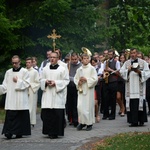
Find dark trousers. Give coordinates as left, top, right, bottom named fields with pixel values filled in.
left=66, top=82, right=78, bottom=124
left=100, top=81, right=105, bottom=113
left=103, top=82, right=118, bottom=118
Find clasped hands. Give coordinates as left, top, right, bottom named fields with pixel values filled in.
left=46, top=80, right=55, bottom=87
left=78, top=77, right=87, bottom=86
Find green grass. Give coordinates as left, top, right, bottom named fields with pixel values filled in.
left=0, top=108, right=5, bottom=123
left=95, top=132, right=150, bottom=150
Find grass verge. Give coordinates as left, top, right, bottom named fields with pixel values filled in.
left=94, top=132, right=150, bottom=150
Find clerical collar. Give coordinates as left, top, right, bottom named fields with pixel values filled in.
left=131, top=58, right=138, bottom=64
left=13, top=66, right=22, bottom=72
left=50, top=64, right=59, bottom=69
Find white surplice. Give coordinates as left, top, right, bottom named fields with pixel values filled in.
left=40, top=65, right=69, bottom=109
left=0, top=68, right=30, bottom=110
left=74, top=63, right=98, bottom=125
left=120, top=58, right=150, bottom=111
left=46, top=60, right=69, bottom=102
left=27, top=67, right=40, bottom=124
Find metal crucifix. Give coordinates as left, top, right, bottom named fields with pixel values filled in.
left=47, top=29, right=61, bottom=51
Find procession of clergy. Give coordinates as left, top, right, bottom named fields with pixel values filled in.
left=0, top=48, right=150, bottom=139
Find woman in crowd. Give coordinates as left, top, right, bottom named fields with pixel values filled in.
left=116, top=54, right=126, bottom=117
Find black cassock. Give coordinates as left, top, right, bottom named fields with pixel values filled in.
left=2, top=110, right=31, bottom=136
left=41, top=109, right=64, bottom=136
left=127, top=99, right=147, bottom=124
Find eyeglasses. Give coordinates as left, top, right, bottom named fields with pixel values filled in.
left=12, top=62, right=20, bottom=65
left=50, top=57, right=58, bottom=59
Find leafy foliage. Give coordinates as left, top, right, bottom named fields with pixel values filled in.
left=1, top=0, right=106, bottom=60
left=107, top=0, right=150, bottom=54
left=0, top=1, right=22, bottom=62
left=0, top=0, right=150, bottom=74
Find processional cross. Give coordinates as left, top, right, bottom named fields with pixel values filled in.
left=47, top=29, right=61, bottom=51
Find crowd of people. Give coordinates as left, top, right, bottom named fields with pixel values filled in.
left=0, top=48, right=150, bottom=139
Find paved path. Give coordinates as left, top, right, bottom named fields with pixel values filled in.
left=0, top=106, right=150, bottom=150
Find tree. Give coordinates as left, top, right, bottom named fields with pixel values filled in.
left=107, top=0, right=150, bottom=55
left=1, top=0, right=106, bottom=59
left=0, top=0, right=22, bottom=66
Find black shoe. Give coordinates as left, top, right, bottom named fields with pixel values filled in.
left=109, top=117, right=115, bottom=120
left=49, top=135, right=58, bottom=139
left=16, top=135, right=22, bottom=138
left=129, top=123, right=138, bottom=127
left=86, top=125, right=92, bottom=131
left=5, top=133, right=12, bottom=139
left=102, top=116, right=108, bottom=120
left=77, top=124, right=86, bottom=130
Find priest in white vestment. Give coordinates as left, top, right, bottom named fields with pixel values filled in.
left=40, top=52, right=69, bottom=139
left=46, top=49, right=69, bottom=128
left=74, top=54, right=98, bottom=131
left=26, top=57, right=40, bottom=127
left=120, top=49, right=150, bottom=127
left=0, top=55, right=31, bottom=139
